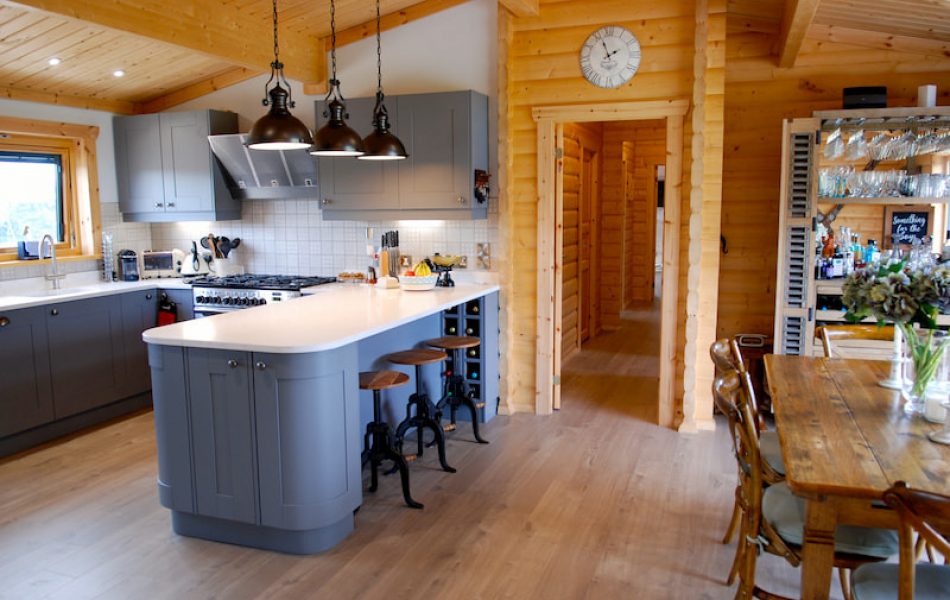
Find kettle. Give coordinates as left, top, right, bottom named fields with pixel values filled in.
left=117, top=249, right=140, bottom=281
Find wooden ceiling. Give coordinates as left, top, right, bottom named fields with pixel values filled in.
left=728, top=0, right=950, bottom=67
left=0, top=0, right=942, bottom=115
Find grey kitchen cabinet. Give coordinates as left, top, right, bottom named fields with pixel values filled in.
left=115, top=109, right=240, bottom=222
left=314, top=96, right=399, bottom=211
left=318, top=90, right=489, bottom=220
left=0, top=307, right=54, bottom=437
left=186, top=349, right=259, bottom=524
left=118, top=290, right=159, bottom=399
left=46, top=295, right=124, bottom=419
left=395, top=91, right=488, bottom=216
left=159, top=288, right=195, bottom=321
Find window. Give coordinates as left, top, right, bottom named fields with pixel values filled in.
left=0, top=118, right=102, bottom=265
left=0, top=150, right=66, bottom=248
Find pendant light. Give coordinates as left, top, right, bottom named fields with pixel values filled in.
left=310, top=0, right=364, bottom=157
left=247, top=0, right=313, bottom=151
left=358, top=0, right=407, bottom=161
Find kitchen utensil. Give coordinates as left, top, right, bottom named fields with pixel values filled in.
left=230, top=238, right=241, bottom=250
left=217, top=238, right=231, bottom=258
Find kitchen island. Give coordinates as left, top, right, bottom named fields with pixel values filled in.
left=143, top=283, right=500, bottom=554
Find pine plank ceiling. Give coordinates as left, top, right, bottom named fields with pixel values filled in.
left=0, top=0, right=943, bottom=115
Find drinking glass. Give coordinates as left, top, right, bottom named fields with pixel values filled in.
left=823, top=126, right=844, bottom=160
left=845, top=131, right=868, bottom=160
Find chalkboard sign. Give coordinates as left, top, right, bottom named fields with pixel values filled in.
left=885, top=206, right=934, bottom=247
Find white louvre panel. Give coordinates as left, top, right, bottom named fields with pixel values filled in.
left=787, top=132, right=814, bottom=219
left=784, top=226, right=809, bottom=308
left=781, top=315, right=806, bottom=355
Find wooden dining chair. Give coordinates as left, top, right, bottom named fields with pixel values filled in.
left=851, top=482, right=950, bottom=600
left=713, top=372, right=900, bottom=600
left=710, top=339, right=784, bottom=554
left=816, top=325, right=895, bottom=358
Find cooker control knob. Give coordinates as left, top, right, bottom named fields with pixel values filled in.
left=224, top=297, right=232, bottom=305
left=260, top=298, right=267, bottom=305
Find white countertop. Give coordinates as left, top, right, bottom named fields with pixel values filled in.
left=0, top=277, right=192, bottom=311
left=143, top=283, right=499, bottom=354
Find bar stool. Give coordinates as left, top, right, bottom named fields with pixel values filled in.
left=425, top=336, right=489, bottom=444
left=384, top=349, right=457, bottom=474
left=359, top=370, right=423, bottom=509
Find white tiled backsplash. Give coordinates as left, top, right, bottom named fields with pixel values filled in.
left=3, top=200, right=498, bottom=281
left=152, top=199, right=499, bottom=276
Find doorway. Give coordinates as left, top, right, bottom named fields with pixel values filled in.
left=533, top=100, right=687, bottom=424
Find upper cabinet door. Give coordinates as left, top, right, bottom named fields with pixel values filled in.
left=160, top=111, right=214, bottom=214
left=396, top=91, right=472, bottom=211
left=315, top=96, right=399, bottom=210
left=114, top=114, right=165, bottom=215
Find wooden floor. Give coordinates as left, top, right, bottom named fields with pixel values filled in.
left=0, top=310, right=841, bottom=599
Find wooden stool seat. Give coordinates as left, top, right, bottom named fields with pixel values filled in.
left=425, top=336, right=480, bottom=350
left=384, top=348, right=448, bottom=366
left=359, top=370, right=410, bottom=391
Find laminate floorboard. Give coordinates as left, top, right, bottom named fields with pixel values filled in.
left=0, top=309, right=843, bottom=599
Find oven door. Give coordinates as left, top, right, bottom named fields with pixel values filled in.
left=193, top=307, right=238, bottom=319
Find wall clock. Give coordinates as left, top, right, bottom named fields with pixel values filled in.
left=579, top=25, right=641, bottom=89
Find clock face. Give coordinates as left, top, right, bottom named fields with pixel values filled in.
left=579, top=26, right=641, bottom=89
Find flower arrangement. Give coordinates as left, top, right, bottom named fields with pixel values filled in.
left=842, top=260, right=950, bottom=401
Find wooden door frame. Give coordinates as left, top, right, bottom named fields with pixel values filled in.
left=533, top=99, right=688, bottom=425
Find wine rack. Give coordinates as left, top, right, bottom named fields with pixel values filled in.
left=441, top=292, right=500, bottom=423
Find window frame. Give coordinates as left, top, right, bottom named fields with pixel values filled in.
left=0, top=117, right=101, bottom=266
left=0, top=136, right=75, bottom=259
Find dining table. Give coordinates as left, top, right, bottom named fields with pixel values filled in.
left=764, top=354, right=950, bottom=600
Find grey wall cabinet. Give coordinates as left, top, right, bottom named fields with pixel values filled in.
left=187, top=349, right=259, bottom=524
left=46, top=295, right=124, bottom=419
left=314, top=97, right=399, bottom=211
left=0, top=307, right=54, bottom=437
left=317, top=90, right=489, bottom=220
left=115, top=110, right=240, bottom=222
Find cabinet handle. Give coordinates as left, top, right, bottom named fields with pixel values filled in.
left=50, top=308, right=59, bottom=316
left=166, top=202, right=175, bottom=208
left=155, top=203, right=164, bottom=208
left=145, top=293, right=152, bottom=300
left=227, top=359, right=239, bottom=368
left=255, top=361, right=267, bottom=370
left=457, top=195, right=467, bottom=205
left=0, top=316, right=9, bottom=327
left=321, top=198, right=333, bottom=206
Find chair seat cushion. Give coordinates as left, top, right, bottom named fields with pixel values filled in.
left=760, top=430, right=786, bottom=475
left=852, top=562, right=950, bottom=600
left=762, top=483, right=898, bottom=559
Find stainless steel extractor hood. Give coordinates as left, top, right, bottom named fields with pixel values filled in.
left=208, top=133, right=319, bottom=200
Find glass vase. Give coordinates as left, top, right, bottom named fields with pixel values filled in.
left=900, top=324, right=950, bottom=416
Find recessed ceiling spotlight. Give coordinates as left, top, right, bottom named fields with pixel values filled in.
left=47, top=57, right=61, bottom=66
left=112, top=69, right=125, bottom=78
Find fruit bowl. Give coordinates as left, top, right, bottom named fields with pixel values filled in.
left=430, top=254, right=460, bottom=268
left=399, top=274, right=438, bottom=291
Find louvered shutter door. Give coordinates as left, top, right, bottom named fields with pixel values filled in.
left=773, top=120, right=818, bottom=355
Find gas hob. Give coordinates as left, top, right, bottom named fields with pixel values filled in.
left=190, top=274, right=336, bottom=316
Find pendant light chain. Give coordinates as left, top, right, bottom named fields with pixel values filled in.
left=272, top=0, right=280, bottom=66
left=375, top=0, right=382, bottom=95
left=329, top=0, right=338, bottom=85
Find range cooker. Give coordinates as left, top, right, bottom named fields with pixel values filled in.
left=190, top=274, right=337, bottom=317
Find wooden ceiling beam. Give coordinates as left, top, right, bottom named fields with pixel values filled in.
left=1, top=0, right=324, bottom=83
left=498, top=0, right=539, bottom=17
left=0, top=84, right=136, bottom=114
left=776, top=0, right=821, bottom=68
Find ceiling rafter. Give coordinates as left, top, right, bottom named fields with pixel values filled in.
left=776, top=0, right=821, bottom=67
left=1, top=0, right=325, bottom=83
left=498, top=0, right=539, bottom=18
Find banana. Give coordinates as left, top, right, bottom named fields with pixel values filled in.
left=412, top=261, right=431, bottom=277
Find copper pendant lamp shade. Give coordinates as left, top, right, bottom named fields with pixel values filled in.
left=310, top=0, right=364, bottom=157
left=358, top=0, right=407, bottom=161
left=247, top=0, right=312, bottom=151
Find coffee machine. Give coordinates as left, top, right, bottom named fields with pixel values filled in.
left=117, top=249, right=140, bottom=281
